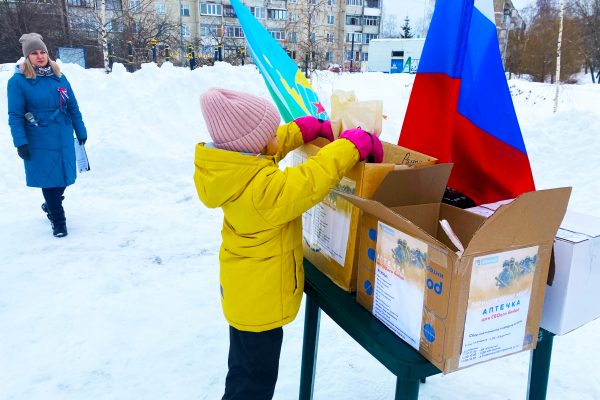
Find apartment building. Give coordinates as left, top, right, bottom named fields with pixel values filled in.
left=18, top=0, right=380, bottom=69
left=493, top=0, right=525, bottom=67
left=164, top=0, right=381, bottom=69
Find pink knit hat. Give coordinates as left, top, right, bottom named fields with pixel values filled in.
left=200, top=87, right=281, bottom=153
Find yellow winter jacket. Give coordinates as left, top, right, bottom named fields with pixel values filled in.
left=194, top=121, right=359, bottom=332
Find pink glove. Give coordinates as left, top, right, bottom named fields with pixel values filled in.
left=339, top=128, right=384, bottom=163
left=294, top=116, right=334, bottom=143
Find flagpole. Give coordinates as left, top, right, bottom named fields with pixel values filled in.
left=553, top=0, right=564, bottom=113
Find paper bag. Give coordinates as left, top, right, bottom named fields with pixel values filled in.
left=330, top=90, right=383, bottom=137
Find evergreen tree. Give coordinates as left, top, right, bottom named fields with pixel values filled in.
left=401, top=16, right=414, bottom=38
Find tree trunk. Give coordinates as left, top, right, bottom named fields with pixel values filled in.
left=553, top=0, right=564, bottom=113
left=100, top=0, right=110, bottom=73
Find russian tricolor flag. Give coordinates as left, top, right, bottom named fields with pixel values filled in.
left=399, top=0, right=535, bottom=205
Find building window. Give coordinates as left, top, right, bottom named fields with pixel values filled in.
left=364, top=0, right=380, bottom=8
left=250, top=6, right=266, bottom=19
left=106, top=0, right=121, bottom=10
left=346, top=15, right=361, bottom=25
left=129, top=0, right=140, bottom=11
left=268, top=29, right=285, bottom=41
left=132, top=21, right=141, bottom=33
left=286, top=50, right=297, bottom=59
left=361, top=52, right=368, bottom=61
left=363, top=16, right=380, bottom=26
left=200, top=3, right=222, bottom=16
left=326, top=33, right=334, bottom=43
left=326, top=51, right=333, bottom=61
left=268, top=9, right=287, bottom=20
left=289, top=12, right=297, bottom=22
left=364, top=33, right=378, bottom=43
left=288, top=31, right=297, bottom=43
left=67, top=0, right=88, bottom=7
left=70, top=15, right=99, bottom=30
left=327, top=15, right=334, bottom=25
left=310, top=33, right=315, bottom=42
left=200, top=23, right=219, bottom=37
left=328, top=0, right=335, bottom=5
left=107, top=20, right=123, bottom=32
left=310, top=14, right=316, bottom=24
left=155, top=2, right=165, bottom=14
left=223, top=5, right=235, bottom=17
left=346, top=32, right=362, bottom=43
left=225, top=25, right=244, bottom=38
left=346, top=0, right=362, bottom=5
left=289, top=0, right=297, bottom=3
left=180, top=3, right=190, bottom=16
left=181, top=24, right=191, bottom=37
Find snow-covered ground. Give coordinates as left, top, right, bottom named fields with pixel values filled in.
left=1, top=61, right=599, bottom=400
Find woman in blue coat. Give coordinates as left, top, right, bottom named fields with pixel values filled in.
left=7, top=33, right=88, bottom=237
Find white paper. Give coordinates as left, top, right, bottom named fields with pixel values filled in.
left=292, top=151, right=355, bottom=265
left=372, top=222, right=428, bottom=350
left=74, top=139, right=90, bottom=173
left=439, top=219, right=465, bottom=255
left=459, top=246, right=538, bottom=368
left=301, top=176, right=355, bottom=265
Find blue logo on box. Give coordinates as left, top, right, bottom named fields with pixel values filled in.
left=423, top=323, right=435, bottom=342
left=368, top=228, right=377, bottom=241
left=363, top=279, right=373, bottom=296
left=367, top=248, right=376, bottom=262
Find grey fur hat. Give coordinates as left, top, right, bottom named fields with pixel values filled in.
left=19, top=33, right=48, bottom=57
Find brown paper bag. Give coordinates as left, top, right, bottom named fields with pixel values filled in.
left=330, top=89, right=383, bottom=137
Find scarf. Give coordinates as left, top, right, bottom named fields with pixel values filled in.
left=35, top=65, right=54, bottom=76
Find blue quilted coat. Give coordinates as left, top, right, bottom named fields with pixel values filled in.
left=7, top=66, right=87, bottom=188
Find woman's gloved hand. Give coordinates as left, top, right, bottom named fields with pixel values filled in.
left=338, top=128, right=384, bottom=163
left=17, top=144, right=31, bottom=160
left=294, top=116, right=334, bottom=143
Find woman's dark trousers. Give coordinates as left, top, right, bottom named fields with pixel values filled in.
left=42, top=187, right=67, bottom=236
left=222, top=326, right=284, bottom=400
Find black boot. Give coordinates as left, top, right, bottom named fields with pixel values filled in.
left=42, top=188, right=68, bottom=238
left=50, top=207, right=68, bottom=238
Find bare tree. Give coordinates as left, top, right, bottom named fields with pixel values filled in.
left=510, top=0, right=583, bottom=82
left=118, top=0, right=180, bottom=66
left=285, top=0, right=337, bottom=74
left=570, top=0, right=600, bottom=83
left=0, top=0, right=69, bottom=62
left=68, top=0, right=179, bottom=68
left=380, top=7, right=401, bottom=38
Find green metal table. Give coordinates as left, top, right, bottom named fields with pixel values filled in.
left=299, top=260, right=555, bottom=400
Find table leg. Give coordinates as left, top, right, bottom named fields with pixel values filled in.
left=395, top=377, right=420, bottom=400
left=527, top=333, right=554, bottom=400
left=299, top=295, right=321, bottom=400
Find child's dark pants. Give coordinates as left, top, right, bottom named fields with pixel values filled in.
left=222, top=325, right=284, bottom=400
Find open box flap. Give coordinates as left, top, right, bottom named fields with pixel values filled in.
left=463, top=187, right=572, bottom=256
left=372, top=163, right=453, bottom=207
left=336, top=192, right=450, bottom=250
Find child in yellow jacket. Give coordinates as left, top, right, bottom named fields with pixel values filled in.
left=194, top=87, right=383, bottom=400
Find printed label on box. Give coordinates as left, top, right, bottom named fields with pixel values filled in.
left=459, top=246, right=538, bottom=368
left=301, top=176, right=356, bottom=266
left=373, top=222, right=428, bottom=350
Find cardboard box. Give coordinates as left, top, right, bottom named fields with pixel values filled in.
left=469, top=205, right=600, bottom=335
left=291, top=138, right=438, bottom=291
left=540, top=210, right=600, bottom=335
left=348, top=185, right=571, bottom=373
